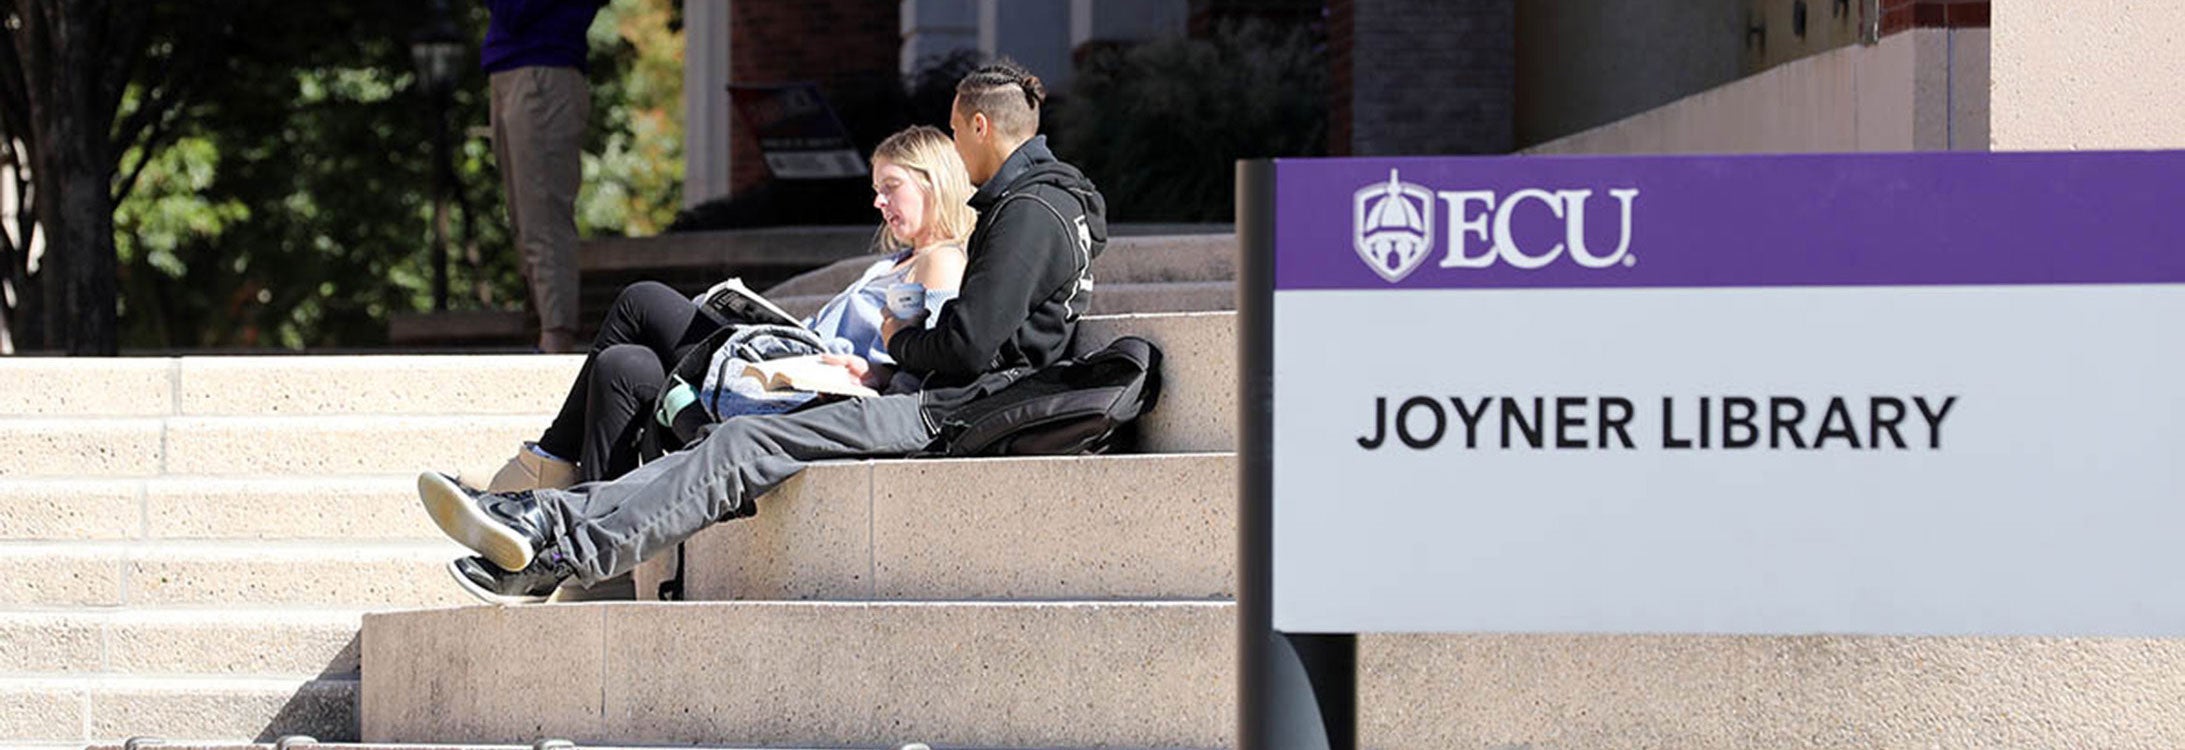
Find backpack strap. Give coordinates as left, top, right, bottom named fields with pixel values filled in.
left=994, top=189, right=1095, bottom=322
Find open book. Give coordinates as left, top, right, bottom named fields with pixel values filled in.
left=696, top=278, right=802, bottom=328
left=742, top=355, right=879, bottom=398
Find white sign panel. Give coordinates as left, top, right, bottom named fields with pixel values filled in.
left=1263, top=153, right=2185, bottom=636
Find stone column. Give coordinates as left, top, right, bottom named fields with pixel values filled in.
left=682, top=0, right=733, bottom=207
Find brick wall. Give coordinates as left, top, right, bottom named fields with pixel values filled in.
left=1187, top=0, right=1323, bottom=38
left=727, top=0, right=900, bottom=195
left=1327, top=0, right=1352, bottom=155
left=1877, top=0, right=1989, bottom=37
left=1331, top=0, right=1515, bottom=156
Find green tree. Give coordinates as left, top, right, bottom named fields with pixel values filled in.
left=579, top=0, right=684, bottom=237
left=97, top=0, right=683, bottom=350
left=1, top=0, right=243, bottom=354
left=107, top=1, right=508, bottom=349
left=1056, top=20, right=1327, bottom=223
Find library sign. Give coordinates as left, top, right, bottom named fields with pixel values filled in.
left=1237, top=151, right=2185, bottom=643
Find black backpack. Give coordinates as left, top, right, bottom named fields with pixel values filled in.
left=931, top=336, right=1164, bottom=456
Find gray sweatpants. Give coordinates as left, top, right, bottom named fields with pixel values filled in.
left=533, top=393, right=937, bottom=585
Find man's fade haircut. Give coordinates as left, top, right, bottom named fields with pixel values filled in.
left=955, top=59, right=1045, bottom=139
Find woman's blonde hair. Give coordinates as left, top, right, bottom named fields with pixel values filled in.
left=872, top=125, right=976, bottom=251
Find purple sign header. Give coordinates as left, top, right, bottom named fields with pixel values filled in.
left=1273, top=151, right=2185, bottom=290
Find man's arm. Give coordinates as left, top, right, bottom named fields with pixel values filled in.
left=886, top=204, right=1068, bottom=377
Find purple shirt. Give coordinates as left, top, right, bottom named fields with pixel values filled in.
left=481, top=0, right=603, bottom=74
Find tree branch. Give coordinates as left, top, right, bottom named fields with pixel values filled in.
left=0, top=11, right=32, bottom=136
left=109, top=99, right=180, bottom=205
left=15, top=1, right=57, bottom=111
left=105, top=2, right=234, bottom=203
left=97, top=1, right=152, bottom=120
left=0, top=141, right=31, bottom=348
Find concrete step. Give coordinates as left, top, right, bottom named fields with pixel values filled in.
left=359, top=602, right=2185, bottom=750
left=168, top=358, right=575, bottom=418
left=634, top=453, right=1234, bottom=602
left=0, top=419, right=165, bottom=479
left=1356, top=632, right=2185, bottom=749
left=759, top=233, right=1238, bottom=301
left=0, top=359, right=174, bottom=418
left=360, top=602, right=1233, bottom=749
left=0, top=357, right=581, bottom=419
left=1091, top=233, right=1237, bottom=286
left=0, top=609, right=361, bottom=677
left=0, top=312, right=1232, bottom=477
left=1083, top=280, right=1234, bottom=315
left=0, top=417, right=543, bottom=479
left=1073, top=312, right=1232, bottom=454
left=0, top=541, right=472, bottom=609
left=0, top=477, right=444, bottom=542
left=77, top=746, right=932, bottom=750
left=0, top=676, right=356, bottom=744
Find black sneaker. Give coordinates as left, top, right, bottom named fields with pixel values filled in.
left=447, top=555, right=567, bottom=605
left=417, top=471, right=555, bottom=572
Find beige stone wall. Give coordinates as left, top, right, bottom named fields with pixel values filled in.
left=1362, top=633, right=2185, bottom=748
left=1991, top=0, right=2185, bottom=150
left=1515, top=0, right=1873, bottom=149
left=1527, top=28, right=1989, bottom=156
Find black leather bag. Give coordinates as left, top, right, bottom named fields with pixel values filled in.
left=931, top=336, right=1163, bottom=457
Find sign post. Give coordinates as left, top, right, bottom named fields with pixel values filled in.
left=1237, top=151, right=2185, bottom=749
left=1238, top=159, right=1354, bottom=750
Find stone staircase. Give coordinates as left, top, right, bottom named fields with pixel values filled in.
left=0, top=233, right=1242, bottom=750
left=358, top=311, right=1239, bottom=750
left=0, top=308, right=1235, bottom=750
left=17, top=228, right=2185, bottom=749
left=0, top=354, right=583, bottom=746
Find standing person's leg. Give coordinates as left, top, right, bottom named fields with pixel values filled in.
left=494, top=66, right=588, bottom=354
left=422, top=393, right=937, bottom=591
left=536, top=67, right=588, bottom=352
left=481, top=69, right=581, bottom=492
left=489, top=70, right=524, bottom=274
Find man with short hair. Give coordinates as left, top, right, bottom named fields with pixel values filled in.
left=419, top=60, right=1109, bottom=602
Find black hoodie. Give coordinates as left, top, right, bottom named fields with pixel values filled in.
left=888, top=136, right=1108, bottom=387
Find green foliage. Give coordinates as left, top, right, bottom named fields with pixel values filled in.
left=107, top=0, right=683, bottom=350
left=580, top=0, right=685, bottom=237
left=1055, top=21, right=1328, bottom=223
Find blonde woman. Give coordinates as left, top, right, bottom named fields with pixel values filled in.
left=481, top=125, right=975, bottom=490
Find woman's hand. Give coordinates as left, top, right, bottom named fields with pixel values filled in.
left=880, top=314, right=909, bottom=347
left=817, top=353, right=893, bottom=389
left=817, top=353, right=870, bottom=380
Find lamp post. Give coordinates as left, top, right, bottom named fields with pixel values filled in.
left=411, top=0, right=464, bottom=312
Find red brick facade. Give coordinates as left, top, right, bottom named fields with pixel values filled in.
left=726, top=0, right=900, bottom=195
left=1878, top=0, right=1991, bottom=38
left=1326, top=0, right=1352, bottom=156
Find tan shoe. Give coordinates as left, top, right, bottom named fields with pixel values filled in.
left=480, top=443, right=578, bottom=493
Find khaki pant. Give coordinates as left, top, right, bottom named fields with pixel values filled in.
left=490, top=66, right=588, bottom=346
